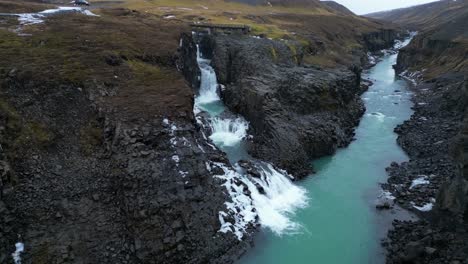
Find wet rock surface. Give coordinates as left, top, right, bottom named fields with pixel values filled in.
left=201, top=33, right=370, bottom=178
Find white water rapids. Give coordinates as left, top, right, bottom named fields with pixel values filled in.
left=194, top=45, right=308, bottom=237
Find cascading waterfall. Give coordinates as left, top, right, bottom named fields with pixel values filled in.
left=195, top=48, right=221, bottom=107
left=194, top=43, right=308, bottom=237
left=209, top=118, right=249, bottom=147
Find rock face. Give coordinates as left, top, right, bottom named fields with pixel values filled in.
left=0, top=59, right=250, bottom=264
left=0, top=14, right=250, bottom=264
left=198, top=33, right=365, bottom=177
left=384, top=33, right=468, bottom=264
left=436, top=80, right=468, bottom=223
left=363, top=29, right=401, bottom=52
left=384, top=75, right=468, bottom=264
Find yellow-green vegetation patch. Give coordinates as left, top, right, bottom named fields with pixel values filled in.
left=0, top=99, right=53, bottom=157
left=303, top=54, right=337, bottom=68
left=128, top=60, right=177, bottom=85
left=80, top=121, right=103, bottom=156
left=270, top=46, right=278, bottom=61
left=30, top=242, right=51, bottom=264
left=250, top=24, right=289, bottom=39
left=286, top=42, right=300, bottom=64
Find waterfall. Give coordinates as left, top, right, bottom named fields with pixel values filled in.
left=195, top=46, right=221, bottom=107
left=241, top=163, right=308, bottom=235
left=210, top=117, right=249, bottom=147
left=194, top=42, right=308, bottom=237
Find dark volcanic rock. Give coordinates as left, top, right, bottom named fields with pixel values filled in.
left=384, top=72, right=468, bottom=263
left=363, top=29, right=402, bottom=52
left=201, top=34, right=365, bottom=177
left=0, top=39, right=252, bottom=264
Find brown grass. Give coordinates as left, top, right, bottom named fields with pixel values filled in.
left=0, top=6, right=193, bottom=120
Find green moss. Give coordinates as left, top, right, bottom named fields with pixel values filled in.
left=13, top=122, right=53, bottom=150
left=31, top=242, right=51, bottom=264
left=128, top=60, right=178, bottom=85
left=0, top=99, right=53, bottom=157
left=250, top=24, right=289, bottom=40
left=270, top=46, right=278, bottom=62
left=79, top=121, right=103, bottom=156
left=0, top=100, right=21, bottom=131
left=287, top=43, right=299, bottom=65
left=303, top=54, right=337, bottom=68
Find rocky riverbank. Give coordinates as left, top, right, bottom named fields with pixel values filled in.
left=368, top=2, right=468, bottom=261
left=384, top=75, right=468, bottom=264
left=381, top=66, right=468, bottom=264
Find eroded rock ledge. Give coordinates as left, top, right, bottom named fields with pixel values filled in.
left=195, top=33, right=367, bottom=177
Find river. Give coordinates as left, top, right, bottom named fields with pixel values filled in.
left=195, top=36, right=415, bottom=264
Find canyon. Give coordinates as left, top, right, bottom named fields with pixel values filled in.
left=0, top=0, right=466, bottom=263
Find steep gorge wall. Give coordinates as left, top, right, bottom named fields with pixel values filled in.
left=0, top=17, right=250, bottom=264
left=196, top=33, right=366, bottom=178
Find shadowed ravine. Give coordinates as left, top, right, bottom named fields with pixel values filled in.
left=196, top=37, right=416, bottom=263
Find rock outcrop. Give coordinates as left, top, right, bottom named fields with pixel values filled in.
left=198, top=33, right=366, bottom=177
left=0, top=10, right=251, bottom=264
left=380, top=1, right=468, bottom=261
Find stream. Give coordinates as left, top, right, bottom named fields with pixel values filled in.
left=195, top=36, right=415, bottom=264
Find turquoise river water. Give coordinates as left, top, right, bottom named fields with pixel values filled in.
left=195, top=37, right=415, bottom=264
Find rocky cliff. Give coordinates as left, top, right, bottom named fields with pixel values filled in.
left=194, top=33, right=370, bottom=177
left=0, top=8, right=251, bottom=264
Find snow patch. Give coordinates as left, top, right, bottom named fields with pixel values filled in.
left=413, top=202, right=433, bottom=212
left=12, top=242, right=24, bottom=264
left=410, top=176, right=430, bottom=189
left=15, top=7, right=98, bottom=26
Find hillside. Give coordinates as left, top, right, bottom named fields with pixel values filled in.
left=367, top=0, right=468, bottom=78
left=366, top=0, right=468, bottom=30
left=110, top=0, right=402, bottom=68
left=320, top=1, right=354, bottom=16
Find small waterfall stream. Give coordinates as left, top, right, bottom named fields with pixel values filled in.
left=194, top=45, right=308, bottom=237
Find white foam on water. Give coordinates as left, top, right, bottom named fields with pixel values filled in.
left=366, top=112, right=386, bottom=122
left=379, top=190, right=396, bottom=200
left=410, top=176, right=430, bottom=189
left=209, top=117, right=248, bottom=147
left=195, top=45, right=222, bottom=107
left=195, top=43, right=308, bottom=239
left=243, top=163, right=308, bottom=235
left=12, top=242, right=24, bottom=264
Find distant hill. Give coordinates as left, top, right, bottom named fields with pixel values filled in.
left=320, top=1, right=354, bottom=16
left=378, top=0, right=468, bottom=78
left=228, top=0, right=355, bottom=16
left=366, top=0, right=468, bottom=30
left=227, top=0, right=323, bottom=8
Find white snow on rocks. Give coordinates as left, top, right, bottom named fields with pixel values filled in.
left=12, top=242, right=24, bottom=264
left=11, top=7, right=98, bottom=26
left=410, top=176, right=430, bottom=189
left=171, top=155, right=180, bottom=163
left=412, top=198, right=436, bottom=212
left=213, top=162, right=257, bottom=240
left=413, top=202, right=434, bottom=212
